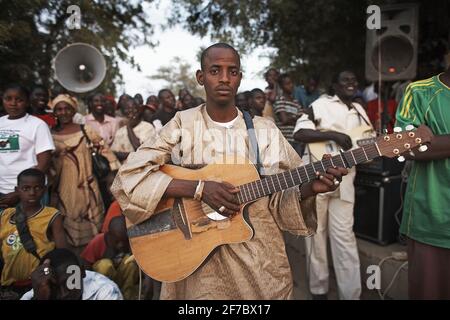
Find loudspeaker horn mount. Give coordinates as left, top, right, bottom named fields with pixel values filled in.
left=53, top=43, right=106, bottom=93
left=365, top=3, right=419, bottom=82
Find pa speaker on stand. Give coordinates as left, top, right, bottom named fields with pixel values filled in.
left=365, top=3, right=419, bottom=82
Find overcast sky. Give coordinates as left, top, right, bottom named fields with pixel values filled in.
left=118, top=0, right=272, bottom=98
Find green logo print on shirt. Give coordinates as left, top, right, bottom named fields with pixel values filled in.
left=0, top=132, right=20, bottom=152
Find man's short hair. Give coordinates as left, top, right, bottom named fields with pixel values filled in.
left=41, top=248, right=82, bottom=271
left=3, top=84, right=30, bottom=100
left=109, top=215, right=126, bottom=232
left=86, top=92, right=104, bottom=110
left=277, top=73, right=291, bottom=87
left=17, top=168, right=46, bottom=186
left=158, top=89, right=173, bottom=100
left=332, top=70, right=355, bottom=84
left=30, top=85, right=48, bottom=94
left=264, top=68, right=279, bottom=80
left=250, top=88, right=264, bottom=97
left=308, top=75, right=320, bottom=84
left=200, top=43, right=240, bottom=70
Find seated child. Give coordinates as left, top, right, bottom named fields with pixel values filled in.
left=81, top=216, right=138, bottom=299
left=0, top=168, right=66, bottom=298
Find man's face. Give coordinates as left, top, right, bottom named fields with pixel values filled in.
left=265, top=69, right=279, bottom=87
left=30, top=88, right=49, bottom=112
left=160, top=91, right=176, bottom=110
left=235, top=93, right=247, bottom=109
left=334, top=71, right=358, bottom=100
left=90, top=94, right=105, bottom=115
left=16, top=176, right=46, bottom=206
left=134, top=94, right=143, bottom=106
left=122, top=100, right=142, bottom=121
left=178, top=89, right=189, bottom=100
left=181, top=94, right=194, bottom=110
left=104, top=100, right=115, bottom=117
left=146, top=95, right=159, bottom=108
left=251, top=92, right=266, bottom=112
left=197, top=47, right=242, bottom=107
left=306, top=79, right=318, bottom=94
left=281, top=77, right=294, bottom=95
left=110, top=230, right=130, bottom=254
left=3, top=89, right=28, bottom=119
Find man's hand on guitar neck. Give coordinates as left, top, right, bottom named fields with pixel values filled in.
left=299, top=162, right=348, bottom=199
left=165, top=179, right=241, bottom=217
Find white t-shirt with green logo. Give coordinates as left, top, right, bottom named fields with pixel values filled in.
left=0, top=114, right=55, bottom=194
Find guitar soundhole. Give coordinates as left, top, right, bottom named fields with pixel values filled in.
left=200, top=202, right=229, bottom=221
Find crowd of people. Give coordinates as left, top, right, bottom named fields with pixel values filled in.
left=0, top=42, right=449, bottom=300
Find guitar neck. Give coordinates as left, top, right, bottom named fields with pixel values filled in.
left=236, top=143, right=381, bottom=204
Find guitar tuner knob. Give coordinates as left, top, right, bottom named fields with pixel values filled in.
left=405, top=125, right=415, bottom=131
left=397, top=156, right=406, bottom=162
left=393, top=127, right=402, bottom=133
left=419, top=145, right=428, bottom=153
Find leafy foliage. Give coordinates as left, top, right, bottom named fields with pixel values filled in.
left=149, top=56, right=205, bottom=98
left=169, top=0, right=449, bottom=85
left=0, top=0, right=155, bottom=94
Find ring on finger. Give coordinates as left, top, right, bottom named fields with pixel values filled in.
left=43, top=267, right=50, bottom=275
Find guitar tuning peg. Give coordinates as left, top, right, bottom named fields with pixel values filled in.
left=419, top=145, right=428, bottom=153
left=409, top=150, right=416, bottom=157
left=383, top=129, right=388, bottom=134
left=397, top=156, right=406, bottom=162
left=405, top=125, right=415, bottom=131
left=393, top=127, right=402, bottom=133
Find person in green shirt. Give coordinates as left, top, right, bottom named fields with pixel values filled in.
left=395, top=67, right=450, bottom=300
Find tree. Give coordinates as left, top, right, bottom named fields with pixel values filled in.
left=169, top=0, right=367, bottom=85
left=169, top=0, right=450, bottom=86
left=149, top=56, right=205, bottom=98
left=0, top=0, right=155, bottom=95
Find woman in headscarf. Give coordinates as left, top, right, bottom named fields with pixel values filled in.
left=49, top=94, right=120, bottom=252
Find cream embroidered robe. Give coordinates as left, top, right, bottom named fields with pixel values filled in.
left=111, top=105, right=317, bottom=299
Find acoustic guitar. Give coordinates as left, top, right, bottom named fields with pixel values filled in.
left=308, top=124, right=376, bottom=161
left=127, top=126, right=432, bottom=282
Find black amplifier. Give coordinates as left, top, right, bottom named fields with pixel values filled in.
left=353, top=174, right=405, bottom=245
left=356, top=156, right=405, bottom=176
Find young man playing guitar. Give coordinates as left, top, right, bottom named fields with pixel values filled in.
left=111, top=43, right=347, bottom=299
left=294, top=71, right=373, bottom=300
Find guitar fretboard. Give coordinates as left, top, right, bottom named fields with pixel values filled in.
left=236, top=143, right=381, bottom=204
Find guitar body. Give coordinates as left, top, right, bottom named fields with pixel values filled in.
left=127, top=159, right=260, bottom=283
left=308, top=125, right=375, bottom=160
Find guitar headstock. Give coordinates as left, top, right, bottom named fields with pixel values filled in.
left=375, top=125, right=433, bottom=159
